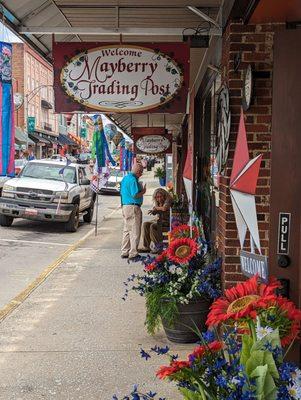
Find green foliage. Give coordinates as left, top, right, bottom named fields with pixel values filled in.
left=154, top=166, right=165, bottom=179
left=179, top=388, right=203, bottom=400
left=145, top=289, right=178, bottom=335
left=250, top=365, right=277, bottom=400
left=240, top=330, right=281, bottom=400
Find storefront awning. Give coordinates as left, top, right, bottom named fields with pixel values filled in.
left=41, top=134, right=58, bottom=145
left=58, top=134, right=77, bottom=146
left=68, top=133, right=81, bottom=146
left=15, top=127, right=35, bottom=145
left=28, top=132, right=50, bottom=144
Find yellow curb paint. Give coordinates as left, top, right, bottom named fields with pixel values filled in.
left=0, top=206, right=119, bottom=323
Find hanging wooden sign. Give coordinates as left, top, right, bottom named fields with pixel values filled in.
left=53, top=42, right=189, bottom=114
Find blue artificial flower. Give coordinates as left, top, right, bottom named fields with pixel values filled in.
left=140, top=349, right=151, bottom=361
left=150, top=345, right=170, bottom=355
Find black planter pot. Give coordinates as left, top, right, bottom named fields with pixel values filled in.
left=161, top=298, right=211, bottom=343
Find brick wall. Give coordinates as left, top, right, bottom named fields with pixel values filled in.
left=12, top=44, right=25, bottom=129
left=218, top=21, right=285, bottom=289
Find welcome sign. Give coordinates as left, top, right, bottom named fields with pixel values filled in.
left=53, top=42, right=189, bottom=113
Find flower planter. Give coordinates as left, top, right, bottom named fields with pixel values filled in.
left=161, top=298, right=211, bottom=343
left=159, top=177, right=166, bottom=186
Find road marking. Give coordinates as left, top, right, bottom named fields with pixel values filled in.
left=0, top=238, right=69, bottom=246
left=0, top=206, right=119, bottom=323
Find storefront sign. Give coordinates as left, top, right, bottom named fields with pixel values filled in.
left=53, top=42, right=189, bottom=113
left=27, top=117, right=35, bottom=133
left=240, top=250, right=268, bottom=282
left=277, top=212, right=291, bottom=255
left=135, top=135, right=171, bottom=154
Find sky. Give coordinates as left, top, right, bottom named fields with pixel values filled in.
left=0, top=22, right=23, bottom=43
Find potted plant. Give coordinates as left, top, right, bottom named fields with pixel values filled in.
left=154, top=166, right=166, bottom=186
left=124, top=225, right=222, bottom=343
left=116, top=276, right=301, bottom=400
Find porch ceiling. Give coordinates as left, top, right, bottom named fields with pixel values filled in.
left=1, top=0, right=221, bottom=136
left=1, top=0, right=221, bottom=58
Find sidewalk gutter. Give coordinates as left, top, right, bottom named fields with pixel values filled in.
left=0, top=206, right=120, bottom=323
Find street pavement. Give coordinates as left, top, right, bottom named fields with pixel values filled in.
left=0, top=193, right=120, bottom=310
left=0, top=169, right=188, bottom=400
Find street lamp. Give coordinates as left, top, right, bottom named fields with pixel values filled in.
left=25, top=84, right=53, bottom=157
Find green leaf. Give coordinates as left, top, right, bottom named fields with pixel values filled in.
left=240, top=334, right=254, bottom=366
left=262, top=351, right=279, bottom=379
left=179, top=387, right=203, bottom=400
left=250, top=365, right=277, bottom=400
left=245, top=350, right=265, bottom=376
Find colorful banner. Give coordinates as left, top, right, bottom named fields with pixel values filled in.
left=53, top=42, right=189, bottom=114
left=0, top=42, right=15, bottom=177
left=91, top=116, right=116, bottom=172
left=27, top=116, right=35, bottom=133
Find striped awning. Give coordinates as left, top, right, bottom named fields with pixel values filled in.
left=58, top=133, right=77, bottom=146
left=15, top=127, right=35, bottom=145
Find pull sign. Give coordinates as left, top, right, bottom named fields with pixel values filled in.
left=277, top=212, right=291, bottom=255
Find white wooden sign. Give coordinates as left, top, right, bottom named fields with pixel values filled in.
left=60, top=45, right=183, bottom=113
left=136, top=135, right=170, bottom=154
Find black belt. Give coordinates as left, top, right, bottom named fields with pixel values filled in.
left=122, top=203, right=141, bottom=207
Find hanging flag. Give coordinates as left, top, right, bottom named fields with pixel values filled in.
left=183, top=146, right=193, bottom=205
left=0, top=42, right=15, bottom=177
left=90, top=116, right=116, bottom=193
left=59, top=157, right=72, bottom=176
left=91, top=116, right=116, bottom=172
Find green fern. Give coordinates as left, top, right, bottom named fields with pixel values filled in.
left=145, top=289, right=179, bottom=335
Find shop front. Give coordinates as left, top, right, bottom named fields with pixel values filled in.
left=184, top=0, right=301, bottom=361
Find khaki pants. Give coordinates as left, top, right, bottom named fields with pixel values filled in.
left=142, top=221, right=163, bottom=250
left=121, top=205, right=142, bottom=258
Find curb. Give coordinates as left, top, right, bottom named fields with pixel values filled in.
left=0, top=206, right=120, bottom=323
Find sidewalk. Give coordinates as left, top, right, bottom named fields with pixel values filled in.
left=0, top=171, right=191, bottom=399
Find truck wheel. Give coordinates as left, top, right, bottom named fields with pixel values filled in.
left=65, top=204, right=79, bottom=232
left=0, top=214, right=14, bottom=227
left=83, top=201, right=94, bottom=223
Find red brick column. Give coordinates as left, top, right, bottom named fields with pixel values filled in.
left=218, top=22, right=284, bottom=289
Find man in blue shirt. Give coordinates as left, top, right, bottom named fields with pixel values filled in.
left=120, top=163, right=146, bottom=259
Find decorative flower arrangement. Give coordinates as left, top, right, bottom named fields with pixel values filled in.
left=169, top=224, right=199, bottom=241
left=116, top=278, right=301, bottom=400
left=206, top=275, right=301, bottom=347
left=123, top=236, right=221, bottom=334
left=154, top=327, right=301, bottom=400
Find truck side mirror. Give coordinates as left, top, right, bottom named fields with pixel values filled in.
left=80, top=178, right=90, bottom=186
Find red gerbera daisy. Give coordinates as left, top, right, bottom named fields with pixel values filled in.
left=206, top=275, right=280, bottom=327
left=169, top=224, right=199, bottom=241
left=156, top=360, right=190, bottom=380
left=167, top=238, right=198, bottom=264
left=188, top=340, right=223, bottom=363
left=155, top=250, right=168, bottom=264
left=257, top=296, right=301, bottom=346
left=145, top=263, right=156, bottom=272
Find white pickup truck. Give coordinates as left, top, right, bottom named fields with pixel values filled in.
left=0, top=160, right=95, bottom=232
left=0, top=176, right=10, bottom=196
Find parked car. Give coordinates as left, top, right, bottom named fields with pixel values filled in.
left=99, top=169, right=123, bottom=195
left=77, top=153, right=91, bottom=164
left=15, top=159, right=28, bottom=175
left=51, top=154, right=67, bottom=162
left=0, top=160, right=96, bottom=232
left=51, top=154, right=77, bottom=163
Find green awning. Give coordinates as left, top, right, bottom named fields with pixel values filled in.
left=15, top=127, right=35, bottom=145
